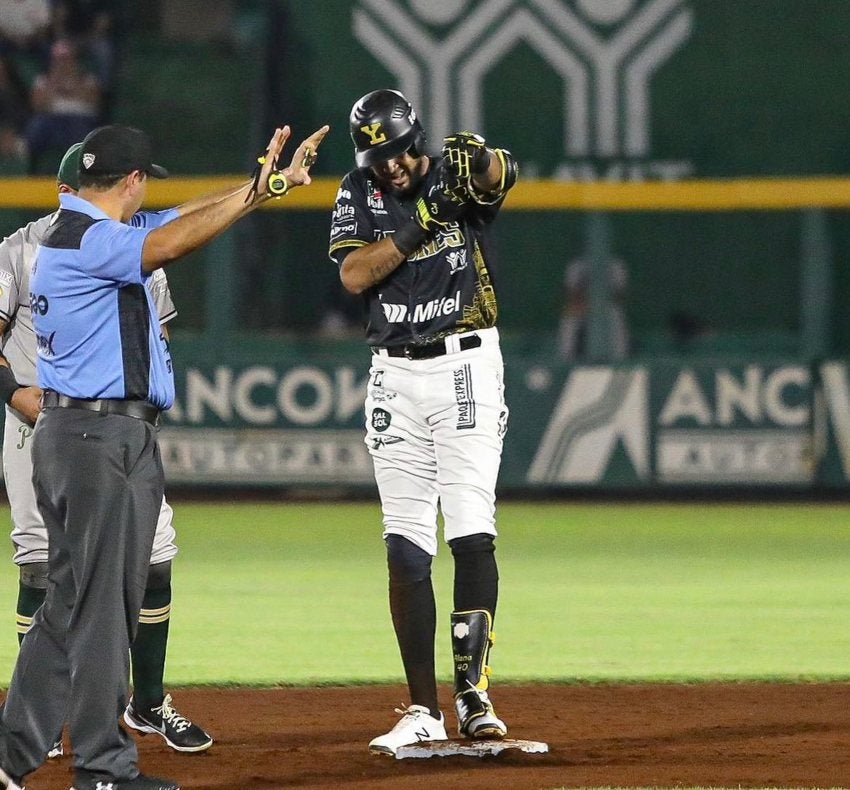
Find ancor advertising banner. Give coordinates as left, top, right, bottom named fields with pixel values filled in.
left=159, top=352, right=373, bottom=485
left=652, top=363, right=813, bottom=484
left=155, top=351, right=850, bottom=489
left=517, top=360, right=822, bottom=487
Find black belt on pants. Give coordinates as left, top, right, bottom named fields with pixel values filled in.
left=376, top=333, right=482, bottom=360
left=42, top=391, right=161, bottom=426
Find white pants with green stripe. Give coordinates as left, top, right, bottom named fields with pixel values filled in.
left=3, top=405, right=178, bottom=566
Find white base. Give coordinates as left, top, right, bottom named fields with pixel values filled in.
left=394, top=738, right=549, bottom=759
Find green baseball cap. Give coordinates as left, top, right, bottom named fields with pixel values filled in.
left=57, top=142, right=83, bottom=190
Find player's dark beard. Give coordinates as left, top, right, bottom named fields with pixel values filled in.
left=377, top=155, right=429, bottom=198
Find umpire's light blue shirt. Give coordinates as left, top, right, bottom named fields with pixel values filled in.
left=31, top=193, right=175, bottom=409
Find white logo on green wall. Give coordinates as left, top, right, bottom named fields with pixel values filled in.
left=354, top=0, right=693, bottom=176
left=819, top=363, right=850, bottom=477
left=528, top=367, right=650, bottom=483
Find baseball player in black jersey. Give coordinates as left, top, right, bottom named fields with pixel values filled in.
left=329, top=89, right=518, bottom=755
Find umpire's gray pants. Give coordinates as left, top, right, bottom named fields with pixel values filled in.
left=0, top=407, right=163, bottom=784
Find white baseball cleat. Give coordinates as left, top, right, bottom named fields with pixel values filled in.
left=369, top=705, right=448, bottom=756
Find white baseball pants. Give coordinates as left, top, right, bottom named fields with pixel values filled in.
left=365, top=327, right=508, bottom=556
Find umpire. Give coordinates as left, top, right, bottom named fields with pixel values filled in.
left=0, top=121, right=328, bottom=790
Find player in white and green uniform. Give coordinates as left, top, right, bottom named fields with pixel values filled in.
left=0, top=143, right=213, bottom=755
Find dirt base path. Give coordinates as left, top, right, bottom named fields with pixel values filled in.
left=21, top=682, right=850, bottom=789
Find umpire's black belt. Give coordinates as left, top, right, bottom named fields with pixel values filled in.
left=42, top=391, right=161, bottom=426
left=373, top=333, right=482, bottom=360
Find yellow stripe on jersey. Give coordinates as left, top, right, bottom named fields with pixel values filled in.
left=329, top=238, right=369, bottom=255
left=138, top=604, right=171, bottom=625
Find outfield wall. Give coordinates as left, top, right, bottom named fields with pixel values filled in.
left=155, top=337, right=850, bottom=491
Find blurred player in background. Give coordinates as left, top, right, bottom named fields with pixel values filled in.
left=558, top=255, right=630, bottom=361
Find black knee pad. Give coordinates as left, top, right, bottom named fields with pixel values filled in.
left=386, top=535, right=432, bottom=585
left=145, top=560, right=172, bottom=591
left=19, top=562, right=49, bottom=590
left=449, top=533, right=496, bottom=557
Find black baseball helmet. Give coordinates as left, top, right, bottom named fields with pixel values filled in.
left=349, top=89, right=427, bottom=168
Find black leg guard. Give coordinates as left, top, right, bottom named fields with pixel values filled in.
left=451, top=609, right=494, bottom=693
left=386, top=535, right=439, bottom=717
left=449, top=533, right=498, bottom=616
left=451, top=608, right=506, bottom=738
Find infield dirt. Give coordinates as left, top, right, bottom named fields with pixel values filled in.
left=21, top=682, right=850, bottom=788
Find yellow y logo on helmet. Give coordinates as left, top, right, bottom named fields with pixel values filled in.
left=361, top=123, right=387, bottom=145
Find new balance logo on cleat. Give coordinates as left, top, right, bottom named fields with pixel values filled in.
left=369, top=705, right=448, bottom=756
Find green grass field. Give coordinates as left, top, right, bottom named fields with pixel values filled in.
left=1, top=501, right=849, bottom=687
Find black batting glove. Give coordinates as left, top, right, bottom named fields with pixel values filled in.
left=393, top=164, right=469, bottom=257
left=442, top=131, right=492, bottom=181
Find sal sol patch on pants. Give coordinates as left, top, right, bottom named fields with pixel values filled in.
left=371, top=408, right=391, bottom=432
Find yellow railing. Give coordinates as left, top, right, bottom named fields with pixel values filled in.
left=2, top=176, right=850, bottom=211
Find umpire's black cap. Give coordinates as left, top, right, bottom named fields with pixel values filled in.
left=349, top=89, right=426, bottom=168
left=80, top=125, right=169, bottom=179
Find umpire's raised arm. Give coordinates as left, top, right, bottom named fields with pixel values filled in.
left=140, top=124, right=329, bottom=272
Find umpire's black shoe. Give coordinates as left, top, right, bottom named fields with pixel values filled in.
left=71, top=774, right=180, bottom=789
left=124, top=694, right=213, bottom=753
left=0, top=763, right=24, bottom=790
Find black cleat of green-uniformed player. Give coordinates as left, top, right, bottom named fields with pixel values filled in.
left=124, top=694, right=213, bottom=753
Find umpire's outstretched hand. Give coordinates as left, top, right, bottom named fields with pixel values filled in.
left=281, top=125, right=330, bottom=189
left=142, top=123, right=330, bottom=272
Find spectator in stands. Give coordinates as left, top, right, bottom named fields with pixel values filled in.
left=51, top=0, right=116, bottom=96
left=558, top=255, right=630, bottom=361
left=24, top=38, right=100, bottom=172
left=0, top=0, right=51, bottom=60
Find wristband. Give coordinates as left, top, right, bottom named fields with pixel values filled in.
left=0, top=365, right=20, bottom=405
left=391, top=220, right=428, bottom=257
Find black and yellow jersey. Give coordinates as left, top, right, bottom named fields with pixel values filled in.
left=328, top=158, right=512, bottom=348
